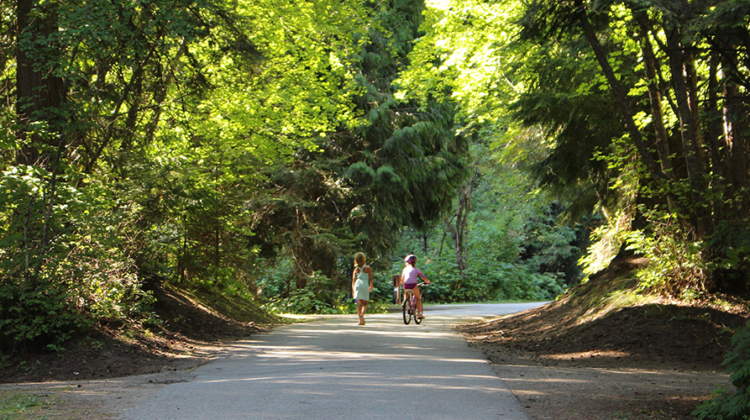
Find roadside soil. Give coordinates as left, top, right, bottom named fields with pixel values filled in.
left=457, top=256, right=749, bottom=419
left=0, top=285, right=272, bottom=419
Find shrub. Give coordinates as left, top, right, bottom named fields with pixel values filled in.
left=693, top=322, right=750, bottom=420
left=0, top=167, right=151, bottom=350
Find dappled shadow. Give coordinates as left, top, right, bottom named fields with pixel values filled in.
left=459, top=303, right=746, bottom=370
left=121, top=313, right=532, bottom=420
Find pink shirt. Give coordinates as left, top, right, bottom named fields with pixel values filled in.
left=401, top=265, right=425, bottom=286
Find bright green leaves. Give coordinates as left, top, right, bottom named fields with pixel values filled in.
left=397, top=0, right=526, bottom=125
left=150, top=0, right=367, bottom=166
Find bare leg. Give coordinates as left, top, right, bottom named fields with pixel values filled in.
left=361, top=300, right=368, bottom=324
left=403, top=288, right=414, bottom=306
left=357, top=300, right=365, bottom=324
left=414, top=287, right=424, bottom=318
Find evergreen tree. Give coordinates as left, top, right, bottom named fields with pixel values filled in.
left=247, top=0, right=471, bottom=296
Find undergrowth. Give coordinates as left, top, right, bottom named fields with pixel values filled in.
left=694, top=322, right=750, bottom=420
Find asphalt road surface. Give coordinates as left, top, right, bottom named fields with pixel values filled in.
left=121, top=303, right=545, bottom=420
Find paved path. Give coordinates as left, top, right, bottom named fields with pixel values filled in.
left=122, top=303, right=544, bottom=420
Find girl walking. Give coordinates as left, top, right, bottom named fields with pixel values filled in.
left=352, top=252, right=373, bottom=325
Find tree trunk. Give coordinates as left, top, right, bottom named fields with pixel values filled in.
left=291, top=208, right=310, bottom=290
left=706, top=54, right=726, bottom=224
left=722, top=57, right=748, bottom=192
left=214, top=224, right=221, bottom=268
left=443, top=215, right=461, bottom=271
left=684, top=51, right=709, bottom=168
left=443, top=158, right=480, bottom=275
left=576, top=4, right=668, bottom=185
left=16, top=0, right=64, bottom=166
left=665, top=27, right=712, bottom=239
left=635, top=12, right=673, bottom=177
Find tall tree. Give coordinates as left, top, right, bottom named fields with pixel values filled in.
left=443, top=154, right=480, bottom=275
left=0, top=0, right=370, bottom=346
left=15, top=0, right=66, bottom=167
left=518, top=0, right=750, bottom=293
left=246, top=0, right=471, bottom=294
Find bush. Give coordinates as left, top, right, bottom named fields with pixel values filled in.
left=259, top=267, right=389, bottom=315
left=407, top=255, right=563, bottom=303
left=693, top=322, right=750, bottom=420
left=262, top=286, right=354, bottom=314
left=0, top=166, right=152, bottom=350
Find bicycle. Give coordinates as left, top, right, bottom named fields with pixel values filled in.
left=402, top=282, right=427, bottom=325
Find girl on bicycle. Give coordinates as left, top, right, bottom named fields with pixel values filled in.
left=400, top=254, right=430, bottom=319
left=352, top=252, right=373, bottom=325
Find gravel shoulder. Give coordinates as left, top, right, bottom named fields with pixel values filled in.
left=0, top=368, right=198, bottom=419
left=475, top=343, right=730, bottom=420
left=453, top=256, right=748, bottom=419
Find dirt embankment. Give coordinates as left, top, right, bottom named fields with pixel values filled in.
left=0, top=287, right=277, bottom=383
left=1, top=284, right=277, bottom=418
left=457, top=256, right=749, bottom=419
left=1, top=285, right=274, bottom=384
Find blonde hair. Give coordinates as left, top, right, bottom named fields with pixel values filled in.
left=354, top=252, right=366, bottom=268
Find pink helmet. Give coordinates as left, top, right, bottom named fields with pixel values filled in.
left=404, top=254, right=417, bottom=264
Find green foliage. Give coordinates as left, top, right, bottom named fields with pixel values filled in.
left=623, top=223, right=705, bottom=295
left=1, top=0, right=373, bottom=344
left=693, top=323, right=750, bottom=420
left=391, top=160, right=579, bottom=304
left=420, top=256, right=564, bottom=302
left=579, top=210, right=629, bottom=277
left=254, top=253, right=397, bottom=315
left=12, top=0, right=750, bottom=337
left=244, top=0, right=471, bottom=296
left=253, top=258, right=294, bottom=302
left=0, top=166, right=152, bottom=349
left=400, top=0, right=750, bottom=296
left=259, top=268, right=387, bottom=315
left=396, top=0, right=526, bottom=125
left=262, top=286, right=355, bottom=315
left=518, top=202, right=584, bottom=284
left=255, top=262, right=348, bottom=314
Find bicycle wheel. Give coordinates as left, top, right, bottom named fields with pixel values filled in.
left=402, top=297, right=411, bottom=325
left=414, top=301, right=422, bottom=325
